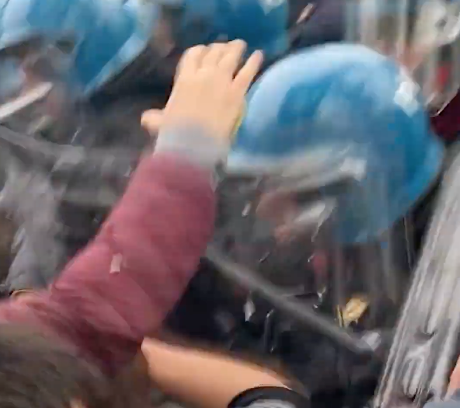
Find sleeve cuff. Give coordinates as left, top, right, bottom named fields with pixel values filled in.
left=154, top=125, right=230, bottom=170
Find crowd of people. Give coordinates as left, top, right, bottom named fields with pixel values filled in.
left=0, top=35, right=452, bottom=408
left=0, top=39, right=323, bottom=408
left=0, top=40, right=308, bottom=408
left=2, top=0, right=460, bottom=407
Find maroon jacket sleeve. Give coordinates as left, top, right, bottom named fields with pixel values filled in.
left=0, top=152, right=215, bottom=375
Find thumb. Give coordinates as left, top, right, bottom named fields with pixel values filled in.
left=141, top=109, right=164, bottom=134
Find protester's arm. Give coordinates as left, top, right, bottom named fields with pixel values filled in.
left=142, top=338, right=309, bottom=408
left=0, top=145, right=217, bottom=372
left=0, top=40, right=263, bottom=376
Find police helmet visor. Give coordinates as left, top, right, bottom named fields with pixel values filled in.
left=213, top=164, right=413, bottom=334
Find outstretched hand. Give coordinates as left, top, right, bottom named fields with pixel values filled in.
left=141, top=40, right=263, bottom=143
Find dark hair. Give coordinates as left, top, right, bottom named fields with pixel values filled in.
left=0, top=324, right=111, bottom=408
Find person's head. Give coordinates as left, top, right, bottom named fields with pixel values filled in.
left=0, top=324, right=110, bottom=408
left=0, top=0, right=156, bottom=98
left=213, top=42, right=444, bottom=330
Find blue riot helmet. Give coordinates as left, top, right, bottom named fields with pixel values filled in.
left=0, top=0, right=155, bottom=142
left=155, top=0, right=347, bottom=62
left=0, top=0, right=161, bottom=164
left=0, top=0, right=157, bottom=285
left=155, top=0, right=289, bottom=62
left=209, top=44, right=444, bottom=385
left=227, top=44, right=443, bottom=243
left=0, top=0, right=160, bottom=299
left=0, top=0, right=155, bottom=96
left=0, top=0, right=163, bottom=135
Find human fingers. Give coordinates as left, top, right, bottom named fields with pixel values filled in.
left=232, top=50, right=264, bottom=94
left=218, top=40, right=247, bottom=76
left=200, top=43, right=227, bottom=68
left=175, top=45, right=208, bottom=78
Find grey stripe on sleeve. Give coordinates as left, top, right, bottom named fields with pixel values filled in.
left=154, top=125, right=230, bottom=170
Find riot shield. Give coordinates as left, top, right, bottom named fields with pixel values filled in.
left=346, top=0, right=460, bottom=112
left=373, top=148, right=460, bottom=408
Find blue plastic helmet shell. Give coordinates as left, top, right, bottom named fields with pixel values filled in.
left=160, top=0, right=289, bottom=61
left=0, top=0, right=157, bottom=96
left=228, top=43, right=444, bottom=243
